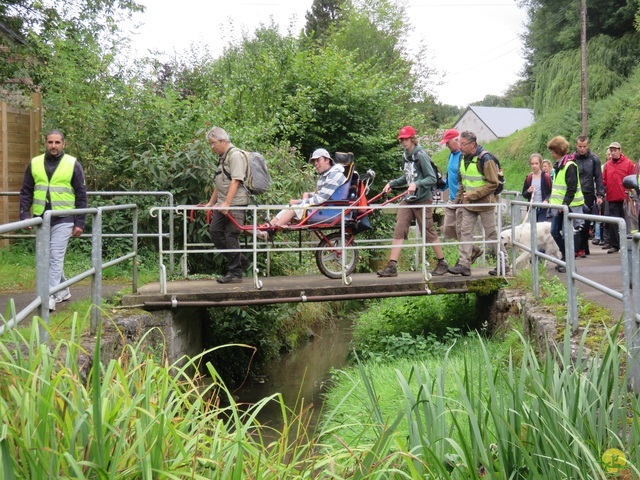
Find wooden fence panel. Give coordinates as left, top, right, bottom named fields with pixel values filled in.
left=0, top=93, right=41, bottom=244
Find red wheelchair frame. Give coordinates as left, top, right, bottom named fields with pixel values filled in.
left=192, top=158, right=407, bottom=279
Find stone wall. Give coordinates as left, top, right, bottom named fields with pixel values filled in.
left=80, top=308, right=206, bottom=378
left=80, top=287, right=569, bottom=377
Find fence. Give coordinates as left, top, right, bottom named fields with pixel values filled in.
left=1, top=190, right=176, bottom=274
left=2, top=192, right=640, bottom=391
left=0, top=204, right=138, bottom=342
left=508, top=198, right=640, bottom=392
left=0, top=94, right=42, bottom=238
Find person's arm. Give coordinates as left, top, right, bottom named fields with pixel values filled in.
left=414, top=152, right=436, bottom=190
left=202, top=188, right=218, bottom=207
left=219, top=179, right=242, bottom=214
left=300, top=169, right=347, bottom=207
left=19, top=163, right=35, bottom=220
left=72, top=161, right=87, bottom=232
left=563, top=163, right=578, bottom=205
left=542, top=173, right=552, bottom=202
left=593, top=157, right=605, bottom=201
left=522, top=175, right=532, bottom=200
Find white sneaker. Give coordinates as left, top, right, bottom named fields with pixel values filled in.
left=48, top=296, right=56, bottom=311
left=54, top=290, right=71, bottom=303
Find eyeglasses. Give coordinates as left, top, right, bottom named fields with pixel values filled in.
left=208, top=140, right=221, bottom=146
left=460, top=141, right=473, bottom=147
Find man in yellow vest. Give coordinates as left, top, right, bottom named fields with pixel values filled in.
left=448, top=130, right=509, bottom=276
left=19, top=130, right=87, bottom=311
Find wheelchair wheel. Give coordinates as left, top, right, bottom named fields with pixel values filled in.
left=316, top=232, right=359, bottom=279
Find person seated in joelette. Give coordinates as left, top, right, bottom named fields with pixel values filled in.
left=257, top=148, right=346, bottom=239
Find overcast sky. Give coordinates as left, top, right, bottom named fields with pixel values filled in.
left=127, top=0, right=527, bottom=107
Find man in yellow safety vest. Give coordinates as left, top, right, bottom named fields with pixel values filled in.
left=19, top=130, right=87, bottom=311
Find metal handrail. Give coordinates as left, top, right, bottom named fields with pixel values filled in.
left=0, top=204, right=138, bottom=342
left=509, top=198, right=640, bottom=393
left=1, top=190, right=174, bottom=275
left=149, top=200, right=508, bottom=293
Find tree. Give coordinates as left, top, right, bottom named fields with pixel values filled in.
left=304, top=0, right=350, bottom=43
left=518, top=0, right=637, bottom=84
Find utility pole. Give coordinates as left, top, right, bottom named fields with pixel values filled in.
left=580, top=0, right=588, bottom=135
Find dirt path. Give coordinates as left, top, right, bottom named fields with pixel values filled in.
left=0, top=283, right=127, bottom=319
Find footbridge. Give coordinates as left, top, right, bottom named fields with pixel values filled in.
left=119, top=270, right=502, bottom=310
left=2, top=191, right=640, bottom=391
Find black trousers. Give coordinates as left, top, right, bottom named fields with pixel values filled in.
left=604, top=201, right=625, bottom=250
left=209, top=209, right=247, bottom=277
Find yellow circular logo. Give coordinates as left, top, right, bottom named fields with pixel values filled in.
left=602, top=448, right=627, bottom=473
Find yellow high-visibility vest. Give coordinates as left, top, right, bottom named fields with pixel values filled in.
left=31, top=154, right=77, bottom=215
left=549, top=159, right=584, bottom=207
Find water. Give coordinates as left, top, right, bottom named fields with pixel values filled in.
left=232, top=316, right=354, bottom=430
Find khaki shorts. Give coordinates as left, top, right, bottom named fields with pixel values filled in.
left=393, top=199, right=438, bottom=243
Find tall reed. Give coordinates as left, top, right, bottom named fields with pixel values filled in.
left=0, top=316, right=411, bottom=478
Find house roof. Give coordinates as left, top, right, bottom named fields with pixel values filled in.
left=455, top=106, right=534, bottom=138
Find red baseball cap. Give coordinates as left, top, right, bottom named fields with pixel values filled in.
left=398, top=125, right=416, bottom=139
left=440, top=129, right=459, bottom=144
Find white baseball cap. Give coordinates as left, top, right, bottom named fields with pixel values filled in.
left=310, top=148, right=331, bottom=161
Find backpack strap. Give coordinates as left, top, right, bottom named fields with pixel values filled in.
left=219, top=147, right=249, bottom=184
left=410, top=146, right=435, bottom=181
left=476, top=150, right=491, bottom=175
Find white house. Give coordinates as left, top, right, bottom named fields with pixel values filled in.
left=453, top=106, right=535, bottom=144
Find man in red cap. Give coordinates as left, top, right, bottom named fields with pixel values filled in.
left=440, top=129, right=483, bottom=264
left=377, top=125, right=449, bottom=277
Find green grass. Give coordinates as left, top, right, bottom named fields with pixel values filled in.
left=0, top=246, right=36, bottom=291
left=0, top=244, right=158, bottom=340
left=0, top=320, right=411, bottom=478
left=321, top=328, right=640, bottom=478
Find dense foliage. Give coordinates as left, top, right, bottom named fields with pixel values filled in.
left=518, top=0, right=638, bottom=88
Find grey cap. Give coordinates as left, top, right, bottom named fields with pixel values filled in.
left=310, top=148, right=331, bottom=162
left=608, top=141, right=621, bottom=149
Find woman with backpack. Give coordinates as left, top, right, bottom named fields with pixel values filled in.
left=522, top=153, right=553, bottom=222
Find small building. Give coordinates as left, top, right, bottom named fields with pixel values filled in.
left=453, top=106, right=534, bottom=145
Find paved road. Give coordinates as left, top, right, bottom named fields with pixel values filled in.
left=544, top=243, right=631, bottom=320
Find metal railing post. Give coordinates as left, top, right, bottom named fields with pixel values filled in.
left=36, top=213, right=51, bottom=341
left=631, top=233, right=640, bottom=393
left=529, top=209, right=540, bottom=297
left=168, top=193, right=175, bottom=276
left=562, top=206, right=578, bottom=332
left=90, top=209, right=103, bottom=335
left=132, top=207, right=139, bottom=294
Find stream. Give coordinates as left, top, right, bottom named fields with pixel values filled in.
left=232, top=315, right=354, bottom=430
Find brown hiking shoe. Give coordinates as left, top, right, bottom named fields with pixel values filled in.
left=447, top=263, right=471, bottom=276
left=431, top=259, right=449, bottom=276
left=377, top=261, right=398, bottom=277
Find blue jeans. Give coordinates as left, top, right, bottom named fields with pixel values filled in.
left=550, top=213, right=565, bottom=260
left=550, top=209, right=582, bottom=260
